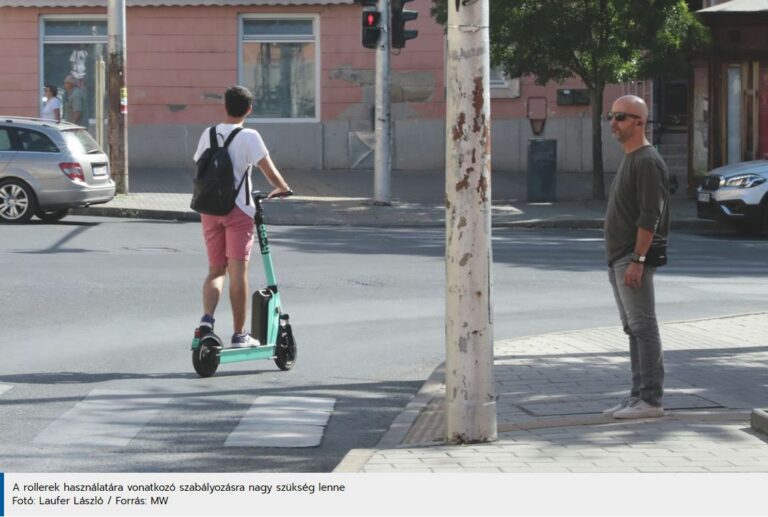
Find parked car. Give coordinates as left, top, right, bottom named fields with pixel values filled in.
left=0, top=116, right=115, bottom=223
left=697, top=160, right=768, bottom=233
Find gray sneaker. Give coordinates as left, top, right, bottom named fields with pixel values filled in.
left=602, top=397, right=637, bottom=417
left=613, top=399, right=664, bottom=419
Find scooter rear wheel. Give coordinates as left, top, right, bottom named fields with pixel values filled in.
left=274, top=325, right=297, bottom=371
left=193, top=336, right=221, bottom=378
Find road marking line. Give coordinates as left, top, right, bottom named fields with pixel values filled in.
left=225, top=396, right=335, bottom=448
left=0, top=384, right=13, bottom=396
left=32, top=389, right=171, bottom=448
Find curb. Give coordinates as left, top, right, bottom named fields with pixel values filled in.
left=332, top=364, right=446, bottom=473
left=71, top=206, right=200, bottom=222
left=751, top=408, right=768, bottom=436
left=71, top=206, right=724, bottom=231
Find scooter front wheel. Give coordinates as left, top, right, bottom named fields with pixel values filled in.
left=193, top=336, right=221, bottom=378
left=274, top=325, right=297, bottom=371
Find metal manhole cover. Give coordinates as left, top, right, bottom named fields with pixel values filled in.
left=519, top=393, right=723, bottom=417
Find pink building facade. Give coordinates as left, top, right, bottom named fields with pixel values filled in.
left=0, top=0, right=641, bottom=172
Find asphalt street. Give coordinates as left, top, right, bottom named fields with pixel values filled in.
left=1, top=216, right=767, bottom=472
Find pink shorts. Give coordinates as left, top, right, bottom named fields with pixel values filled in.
left=201, top=208, right=254, bottom=267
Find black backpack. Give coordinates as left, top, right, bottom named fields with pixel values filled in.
left=190, top=126, right=248, bottom=215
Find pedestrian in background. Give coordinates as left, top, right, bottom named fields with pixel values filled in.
left=62, top=75, right=84, bottom=125
left=41, top=85, right=61, bottom=123
left=602, top=94, right=670, bottom=419
left=194, top=85, right=290, bottom=348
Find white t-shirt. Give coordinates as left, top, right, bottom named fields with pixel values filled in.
left=41, top=97, right=61, bottom=122
left=193, top=123, right=269, bottom=218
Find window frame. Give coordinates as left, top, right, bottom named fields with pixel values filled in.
left=490, top=67, right=521, bottom=99
left=490, top=67, right=509, bottom=89
left=39, top=15, right=108, bottom=126
left=238, top=13, right=321, bottom=123
left=9, top=128, right=60, bottom=153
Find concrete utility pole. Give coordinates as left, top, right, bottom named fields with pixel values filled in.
left=444, top=0, right=497, bottom=444
left=108, top=0, right=128, bottom=194
left=373, top=0, right=391, bottom=205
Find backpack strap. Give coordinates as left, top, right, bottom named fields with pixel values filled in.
left=208, top=126, right=218, bottom=149
left=234, top=167, right=249, bottom=206
left=224, top=127, right=247, bottom=205
left=223, top=127, right=243, bottom=148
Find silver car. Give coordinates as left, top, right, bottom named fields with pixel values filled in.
left=0, top=116, right=115, bottom=223
left=697, top=160, right=768, bottom=233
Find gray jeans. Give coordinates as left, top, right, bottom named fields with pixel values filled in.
left=608, top=254, right=665, bottom=406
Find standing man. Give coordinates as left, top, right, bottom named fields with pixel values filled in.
left=62, top=75, right=84, bottom=125
left=602, top=95, right=670, bottom=419
left=194, top=85, right=290, bottom=348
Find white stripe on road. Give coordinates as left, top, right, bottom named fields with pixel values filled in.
left=225, top=396, right=336, bottom=448
left=33, top=389, right=171, bottom=448
left=0, top=384, right=13, bottom=396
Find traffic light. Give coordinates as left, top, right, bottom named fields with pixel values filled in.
left=391, top=0, right=418, bottom=49
left=362, top=8, right=381, bottom=49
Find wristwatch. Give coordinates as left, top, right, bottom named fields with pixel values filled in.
left=631, top=252, right=646, bottom=264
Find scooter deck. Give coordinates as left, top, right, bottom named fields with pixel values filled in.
left=218, top=344, right=276, bottom=364
left=191, top=336, right=276, bottom=364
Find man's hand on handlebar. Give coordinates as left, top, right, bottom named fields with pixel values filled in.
left=267, top=187, right=293, bottom=199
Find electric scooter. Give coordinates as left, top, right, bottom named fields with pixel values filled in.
left=190, top=190, right=297, bottom=378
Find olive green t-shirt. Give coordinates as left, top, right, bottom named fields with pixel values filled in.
left=604, top=145, right=670, bottom=265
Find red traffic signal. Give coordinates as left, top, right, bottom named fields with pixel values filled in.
left=365, top=12, right=378, bottom=27
left=362, top=9, right=381, bottom=49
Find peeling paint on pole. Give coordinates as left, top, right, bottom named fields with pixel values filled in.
left=444, top=0, right=496, bottom=444
left=108, top=0, right=128, bottom=194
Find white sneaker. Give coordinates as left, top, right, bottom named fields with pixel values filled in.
left=230, top=333, right=260, bottom=348
left=612, top=399, right=664, bottom=419
left=602, top=397, right=638, bottom=417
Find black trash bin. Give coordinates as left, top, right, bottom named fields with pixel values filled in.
left=527, top=138, right=557, bottom=202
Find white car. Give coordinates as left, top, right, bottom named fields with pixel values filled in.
left=697, top=160, right=768, bottom=233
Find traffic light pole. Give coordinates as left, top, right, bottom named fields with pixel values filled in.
left=444, top=0, right=497, bottom=444
left=108, top=0, right=128, bottom=194
left=373, top=0, right=391, bottom=206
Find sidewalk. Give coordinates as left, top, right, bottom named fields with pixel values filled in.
left=72, top=167, right=722, bottom=230
left=336, top=312, right=768, bottom=473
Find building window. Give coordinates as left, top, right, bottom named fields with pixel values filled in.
left=40, top=17, right=108, bottom=132
left=240, top=16, right=318, bottom=121
left=490, top=67, right=508, bottom=88
left=490, top=67, right=520, bottom=99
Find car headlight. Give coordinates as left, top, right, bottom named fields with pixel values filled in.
left=724, top=174, right=767, bottom=188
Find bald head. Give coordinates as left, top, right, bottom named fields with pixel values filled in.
left=609, top=95, right=651, bottom=150
left=613, top=95, right=648, bottom=120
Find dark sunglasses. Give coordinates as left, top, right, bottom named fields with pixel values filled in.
left=606, top=111, right=642, bottom=122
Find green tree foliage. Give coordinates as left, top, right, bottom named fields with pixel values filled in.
left=431, top=0, right=709, bottom=199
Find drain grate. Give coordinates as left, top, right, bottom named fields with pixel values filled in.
left=518, top=393, right=723, bottom=417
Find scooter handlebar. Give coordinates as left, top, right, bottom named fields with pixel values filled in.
left=252, top=189, right=293, bottom=202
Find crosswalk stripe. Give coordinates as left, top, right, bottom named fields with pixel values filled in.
left=0, top=384, right=13, bottom=396
left=225, top=396, right=336, bottom=448
left=32, top=389, right=171, bottom=448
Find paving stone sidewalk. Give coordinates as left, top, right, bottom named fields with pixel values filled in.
left=336, top=313, right=768, bottom=473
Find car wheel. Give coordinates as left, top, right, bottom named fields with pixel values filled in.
left=36, top=208, right=69, bottom=222
left=0, top=179, right=38, bottom=224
